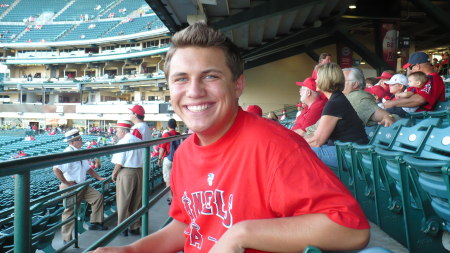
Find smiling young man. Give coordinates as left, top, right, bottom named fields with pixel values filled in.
left=92, top=22, right=369, bottom=253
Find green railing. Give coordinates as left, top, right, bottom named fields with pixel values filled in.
left=0, top=134, right=188, bottom=253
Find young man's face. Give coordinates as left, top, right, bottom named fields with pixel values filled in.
left=168, top=47, right=244, bottom=144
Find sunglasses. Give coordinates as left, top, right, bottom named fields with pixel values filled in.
left=408, top=64, right=416, bottom=70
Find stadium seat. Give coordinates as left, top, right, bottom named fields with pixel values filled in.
left=375, top=119, right=446, bottom=252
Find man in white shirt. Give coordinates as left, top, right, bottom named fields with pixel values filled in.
left=111, top=120, right=144, bottom=236
left=129, top=105, right=152, bottom=141
left=53, top=129, right=107, bottom=243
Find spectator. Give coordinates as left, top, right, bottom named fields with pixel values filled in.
left=110, top=120, right=143, bottom=237
left=384, top=52, right=445, bottom=113
left=292, top=77, right=326, bottom=136
left=364, top=71, right=394, bottom=102
left=312, top=52, right=332, bottom=79
left=305, top=63, right=368, bottom=168
left=381, top=74, right=411, bottom=117
left=266, top=111, right=279, bottom=121
left=365, top=77, right=378, bottom=88
left=245, top=105, right=262, bottom=116
left=93, top=21, right=369, bottom=253
left=158, top=119, right=180, bottom=187
left=342, top=68, right=395, bottom=127
left=52, top=129, right=107, bottom=243
left=129, top=105, right=152, bottom=141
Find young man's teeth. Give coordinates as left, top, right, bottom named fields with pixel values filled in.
left=188, top=104, right=208, bottom=112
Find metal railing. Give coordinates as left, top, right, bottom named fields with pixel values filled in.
left=0, top=134, right=188, bottom=253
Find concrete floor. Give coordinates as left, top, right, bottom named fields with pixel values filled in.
left=42, top=193, right=409, bottom=253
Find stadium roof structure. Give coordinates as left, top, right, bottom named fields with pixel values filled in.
left=145, top=0, right=450, bottom=70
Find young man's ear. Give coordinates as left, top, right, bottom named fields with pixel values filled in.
left=235, top=74, right=245, bottom=98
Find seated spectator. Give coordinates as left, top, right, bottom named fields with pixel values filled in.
left=266, top=111, right=279, bottom=122
left=384, top=52, right=445, bottom=112
left=387, top=71, right=428, bottom=118
left=279, top=109, right=287, bottom=120
left=312, top=52, right=332, bottom=79
left=295, top=102, right=304, bottom=118
left=364, top=71, right=394, bottom=102
left=341, top=68, right=395, bottom=127
left=365, top=77, right=378, bottom=88
left=380, top=74, right=409, bottom=117
left=246, top=105, right=262, bottom=117
left=305, top=63, right=368, bottom=168
left=292, top=77, right=326, bottom=136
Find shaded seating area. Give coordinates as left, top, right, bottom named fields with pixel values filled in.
left=333, top=114, right=450, bottom=252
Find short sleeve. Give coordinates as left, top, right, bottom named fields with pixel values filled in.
left=267, top=147, right=369, bottom=229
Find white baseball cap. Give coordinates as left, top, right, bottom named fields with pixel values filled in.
left=385, top=74, right=408, bottom=86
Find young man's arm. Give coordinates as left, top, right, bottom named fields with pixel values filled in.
left=384, top=93, right=426, bottom=108
left=210, top=214, right=369, bottom=253
left=91, top=219, right=187, bottom=253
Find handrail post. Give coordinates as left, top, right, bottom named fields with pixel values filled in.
left=14, top=171, right=31, bottom=253
left=142, top=147, right=150, bottom=236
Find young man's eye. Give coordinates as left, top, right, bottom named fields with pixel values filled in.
left=205, top=75, right=218, bottom=80
left=174, top=77, right=188, bottom=82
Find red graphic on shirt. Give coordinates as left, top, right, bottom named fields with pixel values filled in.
left=182, top=190, right=234, bottom=250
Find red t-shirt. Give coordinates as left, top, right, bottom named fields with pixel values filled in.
left=160, top=129, right=179, bottom=157
left=291, top=97, right=326, bottom=131
left=169, top=108, right=369, bottom=253
left=416, top=72, right=445, bottom=112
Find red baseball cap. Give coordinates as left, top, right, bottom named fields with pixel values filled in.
left=246, top=105, right=263, bottom=116
left=296, top=77, right=317, bottom=91
left=376, top=71, right=393, bottom=80
left=129, top=105, right=145, bottom=116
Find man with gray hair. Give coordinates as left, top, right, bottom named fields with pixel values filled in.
left=342, top=67, right=395, bottom=127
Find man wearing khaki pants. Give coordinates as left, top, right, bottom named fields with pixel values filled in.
left=53, top=129, right=107, bottom=243
left=111, top=120, right=143, bottom=237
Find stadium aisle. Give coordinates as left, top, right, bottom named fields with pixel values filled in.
left=45, top=192, right=171, bottom=253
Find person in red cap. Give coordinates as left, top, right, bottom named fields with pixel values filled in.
left=384, top=51, right=445, bottom=113
left=364, top=71, right=394, bottom=103
left=292, top=77, right=326, bottom=136
left=111, top=120, right=144, bottom=236
left=129, top=105, right=152, bottom=141
left=245, top=105, right=263, bottom=117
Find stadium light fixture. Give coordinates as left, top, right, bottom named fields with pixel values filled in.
left=349, top=4, right=356, bottom=9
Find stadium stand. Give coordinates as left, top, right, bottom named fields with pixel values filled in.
left=102, top=15, right=157, bottom=37
left=1, top=0, right=68, bottom=22
left=0, top=24, right=26, bottom=43
left=17, top=24, right=73, bottom=42
left=332, top=115, right=450, bottom=252
left=53, top=0, right=116, bottom=22
left=104, top=0, right=148, bottom=18
left=59, top=20, right=119, bottom=41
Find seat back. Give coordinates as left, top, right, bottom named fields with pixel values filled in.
left=372, top=118, right=412, bottom=148
left=418, top=126, right=450, bottom=161
left=390, top=118, right=442, bottom=154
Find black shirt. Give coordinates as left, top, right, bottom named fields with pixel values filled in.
left=322, top=91, right=368, bottom=144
